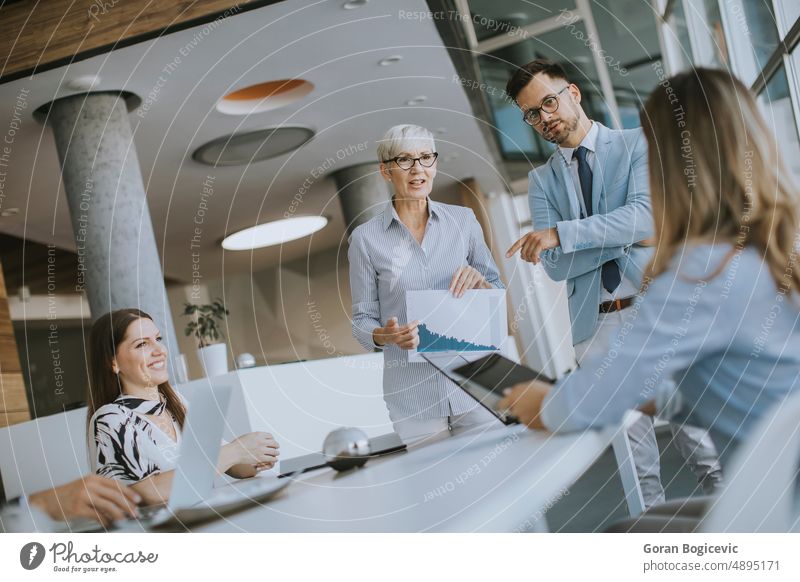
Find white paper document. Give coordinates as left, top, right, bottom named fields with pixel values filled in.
left=406, top=289, right=507, bottom=363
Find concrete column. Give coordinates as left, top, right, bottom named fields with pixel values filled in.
left=42, top=92, right=179, bottom=360
left=332, top=163, right=391, bottom=235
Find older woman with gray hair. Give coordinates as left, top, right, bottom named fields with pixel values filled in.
left=348, top=124, right=504, bottom=443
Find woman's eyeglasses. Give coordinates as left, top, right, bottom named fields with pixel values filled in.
left=383, top=152, right=438, bottom=170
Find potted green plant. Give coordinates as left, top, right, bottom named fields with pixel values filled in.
left=182, top=299, right=230, bottom=377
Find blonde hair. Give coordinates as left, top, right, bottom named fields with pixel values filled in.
left=377, top=124, right=435, bottom=162
left=641, top=68, right=800, bottom=295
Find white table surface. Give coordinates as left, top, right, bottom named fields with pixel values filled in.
left=194, top=424, right=617, bottom=533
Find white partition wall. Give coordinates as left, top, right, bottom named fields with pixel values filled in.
left=0, top=407, right=89, bottom=500
left=487, top=192, right=576, bottom=379
left=235, top=353, right=391, bottom=460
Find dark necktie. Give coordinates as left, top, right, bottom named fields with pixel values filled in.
left=573, top=146, right=621, bottom=293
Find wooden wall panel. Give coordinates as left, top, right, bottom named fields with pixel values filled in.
left=458, top=177, right=496, bottom=251
left=0, top=0, right=272, bottom=82
left=0, top=412, right=31, bottom=429
left=0, top=259, right=29, bottom=427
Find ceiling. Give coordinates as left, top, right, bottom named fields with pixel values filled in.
left=0, top=0, right=506, bottom=286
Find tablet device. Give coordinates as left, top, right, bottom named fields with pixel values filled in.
left=423, top=353, right=554, bottom=425
left=277, top=432, right=406, bottom=478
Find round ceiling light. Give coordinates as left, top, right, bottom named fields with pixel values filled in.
left=378, top=55, right=403, bottom=66
left=217, top=79, right=314, bottom=115
left=192, top=126, right=315, bottom=166
left=343, top=0, right=369, bottom=8
left=222, top=216, right=328, bottom=250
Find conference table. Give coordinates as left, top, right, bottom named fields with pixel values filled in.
left=190, top=423, right=618, bottom=533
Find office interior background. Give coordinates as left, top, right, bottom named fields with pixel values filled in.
left=0, top=0, right=798, bottom=530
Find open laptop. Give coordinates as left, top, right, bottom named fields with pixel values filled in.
left=137, top=376, right=289, bottom=527
left=422, top=352, right=555, bottom=425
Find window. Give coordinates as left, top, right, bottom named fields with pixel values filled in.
left=775, top=0, right=800, bottom=36
left=656, top=0, right=800, bottom=183
left=477, top=22, right=612, bottom=161
left=593, top=0, right=662, bottom=128
left=758, top=66, right=800, bottom=184
left=467, top=0, right=574, bottom=42
left=665, top=0, right=695, bottom=72
left=685, top=0, right=728, bottom=68
left=721, top=0, right=780, bottom=86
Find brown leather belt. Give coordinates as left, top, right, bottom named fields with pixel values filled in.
left=599, top=296, right=635, bottom=313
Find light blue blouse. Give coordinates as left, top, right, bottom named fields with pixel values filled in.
left=348, top=200, right=503, bottom=421
left=541, top=243, right=800, bottom=463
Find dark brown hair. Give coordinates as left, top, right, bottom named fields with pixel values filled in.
left=505, top=59, right=570, bottom=103
left=641, top=68, right=799, bottom=295
left=87, top=309, right=186, bottom=433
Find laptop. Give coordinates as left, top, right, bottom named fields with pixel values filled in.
left=277, top=432, right=406, bottom=478
left=141, top=376, right=289, bottom=527
left=422, top=352, right=555, bottom=425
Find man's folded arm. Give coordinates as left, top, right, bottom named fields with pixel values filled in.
left=530, top=181, right=627, bottom=281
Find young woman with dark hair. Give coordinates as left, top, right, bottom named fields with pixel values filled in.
left=87, top=309, right=279, bottom=505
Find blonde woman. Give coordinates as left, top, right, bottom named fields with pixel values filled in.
left=500, top=68, right=800, bottom=470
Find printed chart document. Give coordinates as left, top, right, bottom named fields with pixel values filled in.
left=406, top=289, right=507, bottom=363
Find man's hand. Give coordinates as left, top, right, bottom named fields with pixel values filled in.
left=373, top=317, right=420, bottom=350
left=449, top=266, right=491, bottom=298
left=506, top=228, right=560, bottom=264
left=28, top=475, right=141, bottom=526
left=497, top=380, right=552, bottom=429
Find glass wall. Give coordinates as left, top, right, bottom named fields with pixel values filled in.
left=656, top=0, right=800, bottom=184
left=468, top=0, right=662, bottom=163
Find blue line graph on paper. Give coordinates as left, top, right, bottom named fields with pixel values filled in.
left=406, top=289, right=506, bottom=362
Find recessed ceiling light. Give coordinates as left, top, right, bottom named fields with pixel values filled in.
left=343, top=0, right=369, bottom=8
left=192, top=126, right=315, bottom=167
left=405, top=95, right=427, bottom=106
left=0, top=208, right=19, bottom=217
left=378, top=55, right=403, bottom=66
left=222, top=216, right=328, bottom=250
left=65, top=75, right=101, bottom=92
left=217, top=79, right=314, bottom=115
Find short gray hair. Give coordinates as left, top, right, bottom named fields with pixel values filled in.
left=377, top=124, right=436, bottom=162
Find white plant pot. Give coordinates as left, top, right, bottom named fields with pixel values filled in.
left=197, top=343, right=229, bottom=378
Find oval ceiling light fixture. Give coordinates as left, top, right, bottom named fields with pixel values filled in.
left=405, top=95, right=427, bottom=106
left=378, top=55, right=403, bottom=66
left=217, top=79, right=314, bottom=115
left=192, top=126, right=315, bottom=167
left=222, top=216, right=328, bottom=250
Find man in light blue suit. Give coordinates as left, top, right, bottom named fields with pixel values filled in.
left=505, top=60, right=721, bottom=507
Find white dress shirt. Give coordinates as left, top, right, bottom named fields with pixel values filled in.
left=557, top=121, right=638, bottom=302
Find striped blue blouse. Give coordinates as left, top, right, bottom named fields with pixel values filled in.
left=348, top=200, right=504, bottom=421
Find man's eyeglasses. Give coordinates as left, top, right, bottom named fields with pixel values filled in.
left=522, top=87, right=570, bottom=126
left=383, top=152, right=438, bottom=170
